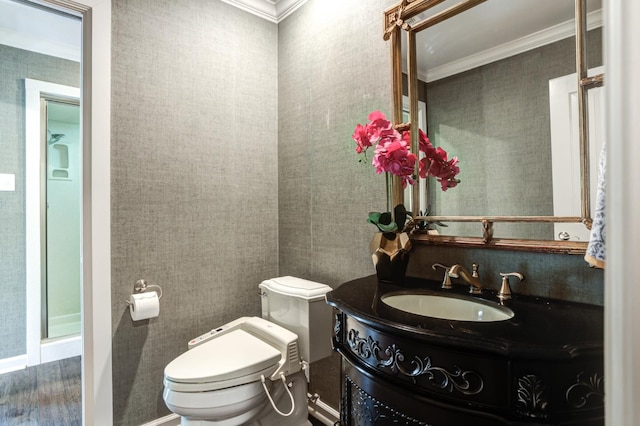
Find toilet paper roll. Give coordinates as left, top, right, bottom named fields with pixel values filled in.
left=129, top=291, right=160, bottom=321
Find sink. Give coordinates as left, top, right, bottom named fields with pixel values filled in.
left=381, top=292, right=514, bottom=322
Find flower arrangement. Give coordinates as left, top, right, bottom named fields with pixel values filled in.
left=352, top=111, right=460, bottom=234
left=352, top=111, right=460, bottom=282
left=352, top=110, right=460, bottom=192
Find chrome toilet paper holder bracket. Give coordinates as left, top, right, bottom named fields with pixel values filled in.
left=125, top=279, right=163, bottom=305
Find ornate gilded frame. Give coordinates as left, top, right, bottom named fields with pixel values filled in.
left=384, top=0, right=604, bottom=254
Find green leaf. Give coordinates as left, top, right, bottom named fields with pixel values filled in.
left=377, top=221, right=398, bottom=232
left=367, top=211, right=397, bottom=232
left=367, top=212, right=382, bottom=224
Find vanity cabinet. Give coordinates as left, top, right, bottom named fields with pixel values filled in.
left=327, top=276, right=604, bottom=426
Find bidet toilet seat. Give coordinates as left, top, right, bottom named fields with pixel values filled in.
left=163, top=379, right=269, bottom=419
left=164, top=328, right=282, bottom=393
left=162, top=278, right=333, bottom=425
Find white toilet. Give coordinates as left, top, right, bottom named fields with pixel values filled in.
left=163, top=276, right=333, bottom=426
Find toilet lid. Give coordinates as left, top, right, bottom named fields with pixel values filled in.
left=164, top=329, right=281, bottom=385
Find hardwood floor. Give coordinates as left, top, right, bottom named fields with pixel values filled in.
left=0, top=357, right=81, bottom=425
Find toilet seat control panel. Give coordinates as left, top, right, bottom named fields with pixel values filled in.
left=187, top=317, right=248, bottom=349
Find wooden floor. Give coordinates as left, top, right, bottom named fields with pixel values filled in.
left=0, top=357, right=81, bottom=425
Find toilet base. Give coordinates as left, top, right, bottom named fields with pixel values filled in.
left=179, top=371, right=310, bottom=426
left=182, top=420, right=312, bottom=426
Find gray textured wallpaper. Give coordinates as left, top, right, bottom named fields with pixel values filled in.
left=278, top=0, right=396, bottom=287
left=108, top=0, right=604, bottom=423
left=0, top=2, right=605, bottom=424
left=277, top=3, right=604, bottom=413
left=427, top=29, right=603, bottom=239
left=110, top=0, right=277, bottom=424
left=278, top=0, right=398, bottom=408
left=0, top=45, right=79, bottom=360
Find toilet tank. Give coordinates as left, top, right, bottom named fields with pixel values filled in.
left=259, top=276, right=333, bottom=364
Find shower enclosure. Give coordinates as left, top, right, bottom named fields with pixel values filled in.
left=44, top=99, right=81, bottom=341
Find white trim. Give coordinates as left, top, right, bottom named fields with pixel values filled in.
left=274, top=0, right=307, bottom=22
left=605, top=0, right=640, bottom=424
left=24, top=2, right=114, bottom=423
left=78, top=1, right=113, bottom=425
left=0, top=355, right=27, bottom=375
left=218, top=0, right=308, bottom=23
left=425, top=9, right=603, bottom=82
left=308, top=397, right=340, bottom=426
left=24, top=78, right=80, bottom=368
left=140, top=413, right=180, bottom=426
left=41, top=335, right=82, bottom=364
left=145, top=400, right=338, bottom=426
left=218, top=0, right=275, bottom=22
left=27, top=1, right=113, bottom=424
left=549, top=67, right=604, bottom=242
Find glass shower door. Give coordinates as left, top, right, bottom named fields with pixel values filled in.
left=44, top=99, right=81, bottom=340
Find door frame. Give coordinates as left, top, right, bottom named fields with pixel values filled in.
left=605, top=0, right=640, bottom=424
left=24, top=78, right=81, bottom=367
left=549, top=66, right=604, bottom=242
left=28, top=0, right=113, bottom=424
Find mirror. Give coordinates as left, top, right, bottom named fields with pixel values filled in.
left=385, top=0, right=604, bottom=251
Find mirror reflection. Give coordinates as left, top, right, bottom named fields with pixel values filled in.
left=402, top=0, right=603, bottom=240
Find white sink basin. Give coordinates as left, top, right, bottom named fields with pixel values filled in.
left=381, top=293, right=514, bottom=322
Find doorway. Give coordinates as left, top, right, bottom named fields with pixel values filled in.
left=0, top=0, right=84, bottom=423
left=24, top=79, right=82, bottom=367
left=0, top=0, right=113, bottom=423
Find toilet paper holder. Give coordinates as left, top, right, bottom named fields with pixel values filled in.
left=125, top=279, right=163, bottom=305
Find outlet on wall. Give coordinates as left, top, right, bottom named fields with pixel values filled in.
left=0, top=174, right=15, bottom=191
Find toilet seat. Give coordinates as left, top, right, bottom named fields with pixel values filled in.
left=164, top=329, right=282, bottom=392
left=163, top=316, right=307, bottom=424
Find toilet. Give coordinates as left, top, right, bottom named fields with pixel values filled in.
left=163, top=276, right=333, bottom=426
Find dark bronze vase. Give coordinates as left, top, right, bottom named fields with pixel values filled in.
left=370, top=232, right=412, bottom=283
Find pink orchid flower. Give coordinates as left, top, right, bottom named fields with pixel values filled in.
left=352, top=110, right=460, bottom=191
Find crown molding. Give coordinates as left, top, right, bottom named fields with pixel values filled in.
left=218, top=0, right=308, bottom=23
left=424, top=9, right=603, bottom=82
left=0, top=27, right=80, bottom=61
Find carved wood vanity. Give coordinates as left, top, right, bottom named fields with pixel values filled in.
left=326, top=276, right=604, bottom=425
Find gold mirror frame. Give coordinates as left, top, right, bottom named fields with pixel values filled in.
left=384, top=0, right=604, bottom=254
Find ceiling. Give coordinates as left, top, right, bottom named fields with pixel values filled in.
left=412, top=0, right=603, bottom=81
left=0, top=0, right=80, bottom=61
left=0, top=0, right=602, bottom=80
left=0, top=0, right=307, bottom=61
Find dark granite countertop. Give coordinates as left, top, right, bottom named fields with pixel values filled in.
left=326, top=275, right=604, bottom=360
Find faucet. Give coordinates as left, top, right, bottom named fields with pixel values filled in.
left=448, top=263, right=482, bottom=294
left=497, top=272, right=525, bottom=301
left=432, top=263, right=452, bottom=289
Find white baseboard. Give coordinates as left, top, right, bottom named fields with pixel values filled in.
left=41, top=334, right=81, bottom=364
left=308, top=396, right=339, bottom=426
left=0, top=354, right=27, bottom=374
left=143, top=400, right=338, bottom=426
left=140, top=413, right=180, bottom=426
left=0, top=336, right=81, bottom=373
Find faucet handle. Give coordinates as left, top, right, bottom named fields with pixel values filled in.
left=472, top=263, right=479, bottom=278
left=498, top=272, right=525, bottom=301
left=432, top=263, right=452, bottom=289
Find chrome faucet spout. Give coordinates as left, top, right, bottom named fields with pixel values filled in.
left=448, top=263, right=482, bottom=294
